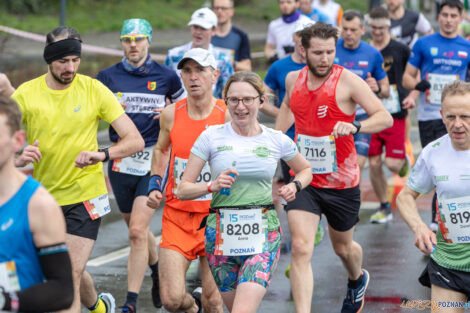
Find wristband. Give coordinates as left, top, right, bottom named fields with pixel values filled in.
left=374, top=84, right=382, bottom=95
left=148, top=175, right=163, bottom=194
left=98, top=148, right=109, bottom=162
left=207, top=181, right=213, bottom=193
left=293, top=180, right=302, bottom=193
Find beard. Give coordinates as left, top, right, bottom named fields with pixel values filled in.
left=307, top=57, right=333, bottom=78
left=49, top=65, right=76, bottom=85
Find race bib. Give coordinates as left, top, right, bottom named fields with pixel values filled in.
left=112, top=146, right=153, bottom=176
left=0, top=261, right=20, bottom=292
left=438, top=196, right=470, bottom=244
left=173, top=157, right=212, bottom=201
left=297, top=134, right=337, bottom=174
left=214, top=208, right=268, bottom=256
left=83, top=194, right=111, bottom=220
left=382, top=84, right=401, bottom=114
left=426, top=73, right=459, bottom=104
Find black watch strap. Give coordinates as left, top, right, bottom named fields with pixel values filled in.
left=293, top=180, right=302, bottom=193
left=98, top=148, right=110, bottom=162
left=352, top=121, right=361, bottom=134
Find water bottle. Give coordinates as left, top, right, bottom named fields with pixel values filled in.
left=220, top=161, right=237, bottom=196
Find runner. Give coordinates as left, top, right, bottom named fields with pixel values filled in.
left=96, top=19, right=184, bottom=313
left=147, top=48, right=230, bottom=313
left=177, top=71, right=312, bottom=313
left=335, top=9, right=390, bottom=172
left=275, top=22, right=392, bottom=313
left=402, top=0, right=470, bottom=232
left=298, top=0, right=331, bottom=23
left=367, top=6, right=418, bottom=223
left=165, top=7, right=233, bottom=99
left=13, top=26, right=144, bottom=313
left=0, top=73, right=15, bottom=97
left=397, top=80, right=470, bottom=311
left=0, top=95, right=73, bottom=312
left=386, top=0, right=434, bottom=48
left=312, top=0, right=343, bottom=27
left=264, top=0, right=313, bottom=64
left=211, top=0, right=252, bottom=71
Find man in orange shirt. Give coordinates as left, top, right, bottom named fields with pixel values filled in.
left=147, top=48, right=230, bottom=313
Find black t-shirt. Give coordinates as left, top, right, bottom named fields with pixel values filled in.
left=380, top=39, right=410, bottom=119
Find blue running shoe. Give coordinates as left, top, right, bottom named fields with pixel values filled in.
left=120, top=305, right=135, bottom=313
left=341, top=269, right=370, bottom=313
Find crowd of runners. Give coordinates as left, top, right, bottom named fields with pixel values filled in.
left=1, top=0, right=470, bottom=312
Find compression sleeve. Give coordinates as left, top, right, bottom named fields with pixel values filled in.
left=2, top=244, right=74, bottom=312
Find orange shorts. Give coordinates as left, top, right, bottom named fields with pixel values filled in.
left=159, top=207, right=207, bottom=260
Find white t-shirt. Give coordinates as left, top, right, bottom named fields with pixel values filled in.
left=191, top=122, right=298, bottom=207
left=313, top=0, right=342, bottom=27
left=266, top=15, right=314, bottom=59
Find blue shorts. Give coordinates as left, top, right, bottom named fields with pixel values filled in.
left=107, top=161, right=150, bottom=213
left=353, top=114, right=370, bottom=157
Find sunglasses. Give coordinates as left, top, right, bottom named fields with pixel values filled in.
left=120, top=34, right=148, bottom=43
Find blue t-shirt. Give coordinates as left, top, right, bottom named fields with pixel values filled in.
left=211, top=26, right=251, bottom=62
left=97, top=60, right=183, bottom=147
left=408, top=33, right=470, bottom=121
left=335, top=38, right=386, bottom=117
left=265, top=55, right=305, bottom=140
left=298, top=8, right=331, bottom=24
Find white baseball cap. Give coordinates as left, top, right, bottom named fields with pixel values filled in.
left=294, top=20, right=315, bottom=34
left=177, top=48, right=217, bottom=70
left=188, top=8, right=218, bottom=30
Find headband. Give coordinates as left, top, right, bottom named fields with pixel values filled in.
left=43, top=38, right=82, bottom=64
left=368, top=18, right=391, bottom=27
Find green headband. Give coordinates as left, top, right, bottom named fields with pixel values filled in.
left=121, top=19, right=153, bottom=43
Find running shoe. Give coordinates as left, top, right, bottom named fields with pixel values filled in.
left=151, top=271, right=162, bottom=308
left=369, top=210, right=393, bottom=224
left=192, top=287, right=202, bottom=313
left=99, top=293, right=116, bottom=313
left=405, top=139, right=415, bottom=166
left=398, top=155, right=410, bottom=178
left=120, top=305, right=135, bottom=313
left=341, top=269, right=370, bottom=313
left=429, top=222, right=438, bottom=233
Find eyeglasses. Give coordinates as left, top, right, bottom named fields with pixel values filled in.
left=120, top=34, right=148, bottom=43
left=213, top=6, right=233, bottom=11
left=225, top=96, right=260, bottom=106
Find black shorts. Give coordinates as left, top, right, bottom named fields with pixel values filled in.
left=419, top=258, right=470, bottom=298
left=108, top=162, right=150, bottom=214
left=285, top=185, right=361, bottom=231
left=61, top=202, right=101, bottom=240
left=418, top=119, right=447, bottom=148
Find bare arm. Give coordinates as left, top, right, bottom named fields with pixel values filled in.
left=274, top=71, right=297, bottom=132
left=402, top=90, right=419, bottom=109
left=147, top=105, right=175, bottom=209
left=402, top=63, right=420, bottom=91
left=365, top=73, right=390, bottom=99
left=260, top=84, right=280, bottom=118
left=0, top=73, right=15, bottom=97
left=397, top=186, right=437, bottom=255
left=278, top=153, right=312, bottom=202
left=265, top=43, right=276, bottom=60
left=235, top=59, right=252, bottom=72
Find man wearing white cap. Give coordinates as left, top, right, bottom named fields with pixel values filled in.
left=148, top=48, right=230, bottom=313
left=165, top=7, right=234, bottom=99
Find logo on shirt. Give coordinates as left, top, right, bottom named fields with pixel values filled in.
left=458, top=51, right=468, bottom=58
left=443, top=51, right=454, bottom=58
left=147, top=81, right=157, bottom=91
left=252, top=146, right=270, bottom=158
left=435, top=175, right=449, bottom=182
left=358, top=61, right=368, bottom=67
left=430, top=47, right=438, bottom=56
left=317, top=105, right=328, bottom=118
left=73, top=105, right=82, bottom=112
left=217, top=145, right=233, bottom=152
left=1, top=218, right=13, bottom=231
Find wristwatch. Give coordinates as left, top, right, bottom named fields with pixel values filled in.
left=351, top=121, right=361, bottom=134
left=98, top=147, right=110, bottom=162
left=293, top=180, right=302, bottom=193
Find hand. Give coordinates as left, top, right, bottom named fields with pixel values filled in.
left=211, top=169, right=238, bottom=192
left=120, top=102, right=127, bottom=110
left=278, top=182, right=297, bottom=202
left=413, top=222, right=437, bottom=255
left=415, top=80, right=431, bottom=92
left=365, top=72, right=379, bottom=93
left=402, top=95, right=416, bottom=109
left=15, top=140, right=41, bottom=167
left=153, top=108, right=164, bottom=120
left=74, top=151, right=105, bottom=168
left=147, top=190, right=163, bottom=209
left=331, top=121, right=357, bottom=138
